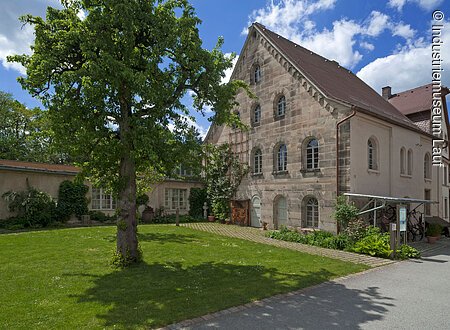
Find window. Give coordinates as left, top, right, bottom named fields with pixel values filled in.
left=276, top=144, right=287, bottom=172
left=425, top=189, right=431, bottom=215
left=276, top=95, right=286, bottom=117
left=407, top=149, right=413, bottom=176
left=254, top=65, right=261, bottom=83
left=91, top=188, right=116, bottom=210
left=445, top=197, right=448, bottom=219
left=424, top=153, right=431, bottom=179
left=400, top=147, right=406, bottom=174
left=367, top=138, right=377, bottom=170
left=164, top=189, right=187, bottom=210
left=253, top=104, right=261, bottom=125
left=253, top=149, right=262, bottom=174
left=306, top=138, right=319, bottom=170
left=174, top=165, right=193, bottom=177
left=305, top=197, right=319, bottom=228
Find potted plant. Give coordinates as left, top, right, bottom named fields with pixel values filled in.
left=207, top=214, right=215, bottom=222
left=426, top=223, right=442, bottom=244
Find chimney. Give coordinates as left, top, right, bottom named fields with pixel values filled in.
left=382, top=86, right=392, bottom=100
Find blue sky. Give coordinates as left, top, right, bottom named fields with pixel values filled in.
left=0, top=0, right=449, bottom=137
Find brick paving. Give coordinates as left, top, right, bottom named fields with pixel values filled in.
left=181, top=222, right=394, bottom=267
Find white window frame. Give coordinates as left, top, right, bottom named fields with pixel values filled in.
left=277, top=144, right=287, bottom=172
left=91, top=188, right=116, bottom=210
left=254, top=149, right=262, bottom=174
left=165, top=188, right=187, bottom=210
left=305, top=197, right=319, bottom=228
left=306, top=139, right=319, bottom=170
left=277, top=95, right=286, bottom=117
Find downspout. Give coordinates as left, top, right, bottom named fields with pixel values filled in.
left=336, top=109, right=357, bottom=232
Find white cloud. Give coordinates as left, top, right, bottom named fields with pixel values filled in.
left=366, top=11, right=390, bottom=37
left=360, top=41, right=375, bottom=51
left=388, top=0, right=443, bottom=11
left=0, top=24, right=34, bottom=74
left=244, top=2, right=416, bottom=68
left=222, top=53, right=239, bottom=84
left=0, top=0, right=62, bottom=74
left=357, top=19, right=450, bottom=95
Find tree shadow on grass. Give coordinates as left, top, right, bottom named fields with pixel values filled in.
left=71, top=262, right=393, bottom=329
left=102, top=232, right=199, bottom=244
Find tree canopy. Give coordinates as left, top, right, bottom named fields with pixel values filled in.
left=8, top=0, right=247, bottom=265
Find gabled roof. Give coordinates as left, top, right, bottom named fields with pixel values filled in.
left=388, top=83, right=450, bottom=115
left=252, top=23, right=425, bottom=134
left=0, top=159, right=79, bottom=175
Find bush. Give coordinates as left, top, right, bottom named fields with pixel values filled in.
left=426, top=223, right=443, bottom=237
left=333, top=196, right=359, bottom=228
left=352, top=227, right=392, bottom=258
left=152, top=214, right=205, bottom=224
left=136, top=194, right=149, bottom=206
left=344, top=218, right=369, bottom=243
left=266, top=227, right=352, bottom=251
left=88, top=211, right=116, bottom=223
left=396, top=244, right=421, bottom=260
left=56, top=180, right=89, bottom=221
left=2, top=187, right=57, bottom=227
left=188, top=187, right=207, bottom=218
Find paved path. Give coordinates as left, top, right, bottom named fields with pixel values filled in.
left=181, top=223, right=393, bottom=267
left=170, top=237, right=450, bottom=330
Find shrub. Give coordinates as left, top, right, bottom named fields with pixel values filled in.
left=266, top=227, right=352, bottom=251
left=352, top=227, right=392, bottom=258
left=344, top=218, right=369, bottom=243
left=2, top=187, right=57, bottom=227
left=56, top=180, right=89, bottom=221
left=88, top=211, right=116, bottom=223
left=151, top=214, right=205, bottom=224
left=333, top=196, right=359, bottom=228
left=136, top=194, right=149, bottom=206
left=396, top=244, right=421, bottom=260
left=426, top=223, right=443, bottom=237
left=188, top=187, right=208, bottom=218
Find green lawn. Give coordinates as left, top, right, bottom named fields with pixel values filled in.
left=0, top=225, right=367, bottom=329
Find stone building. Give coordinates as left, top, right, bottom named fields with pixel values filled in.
left=205, top=23, right=444, bottom=232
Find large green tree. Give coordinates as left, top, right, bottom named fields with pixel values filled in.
left=9, top=0, right=245, bottom=264
left=0, top=91, right=60, bottom=163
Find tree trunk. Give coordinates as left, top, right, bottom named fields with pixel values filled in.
left=116, top=86, right=139, bottom=263
left=116, top=152, right=138, bottom=262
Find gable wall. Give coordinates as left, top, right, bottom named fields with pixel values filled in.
left=213, top=31, right=354, bottom=232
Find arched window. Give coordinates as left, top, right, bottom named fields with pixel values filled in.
left=407, top=149, right=413, bottom=176
left=305, top=197, right=319, bottom=228
left=276, top=95, right=286, bottom=117
left=306, top=138, right=319, bottom=169
left=400, top=147, right=406, bottom=174
left=253, top=104, right=261, bottom=125
left=254, top=65, right=261, bottom=83
left=277, top=144, right=287, bottom=172
left=424, top=153, right=431, bottom=179
left=253, top=149, right=262, bottom=174
left=367, top=138, right=377, bottom=170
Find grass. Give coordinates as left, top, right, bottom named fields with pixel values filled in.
left=0, top=225, right=368, bottom=329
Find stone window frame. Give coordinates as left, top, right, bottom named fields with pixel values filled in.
left=424, top=152, right=432, bottom=180
left=273, top=143, right=288, bottom=174
left=252, top=103, right=262, bottom=127
left=407, top=149, right=413, bottom=176
left=367, top=136, right=379, bottom=172
left=274, top=94, right=286, bottom=119
left=305, top=137, right=319, bottom=171
left=250, top=61, right=263, bottom=85
left=303, top=195, right=319, bottom=228
left=400, top=147, right=406, bottom=175
left=251, top=147, right=263, bottom=176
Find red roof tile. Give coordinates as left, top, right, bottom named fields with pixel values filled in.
left=0, top=159, right=80, bottom=174
left=389, top=83, right=449, bottom=115
left=253, top=23, right=423, bottom=133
